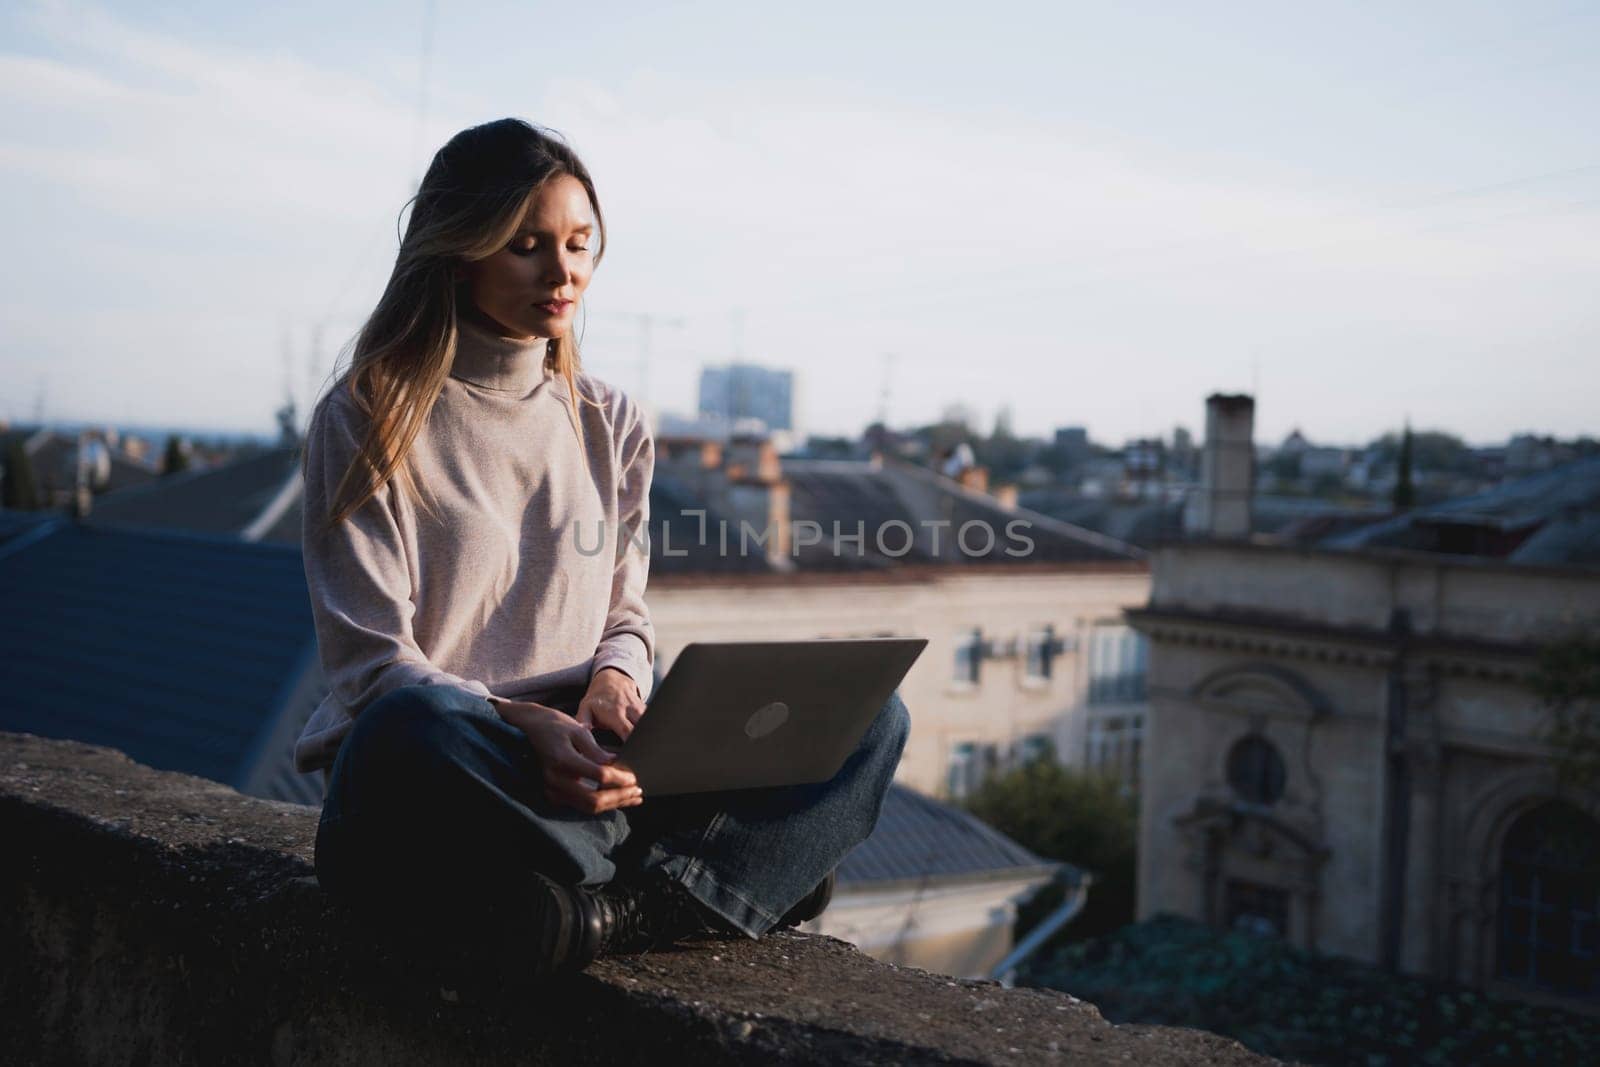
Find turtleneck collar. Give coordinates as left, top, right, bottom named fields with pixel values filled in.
left=450, top=309, right=557, bottom=396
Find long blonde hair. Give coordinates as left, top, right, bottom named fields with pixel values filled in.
left=315, top=118, right=607, bottom=530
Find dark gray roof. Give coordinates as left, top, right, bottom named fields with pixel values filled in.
left=649, top=459, right=1141, bottom=576
left=88, top=447, right=302, bottom=542
left=1017, top=492, right=1182, bottom=548
left=838, top=785, right=1061, bottom=888
left=647, top=471, right=772, bottom=576
left=0, top=522, right=314, bottom=788
left=1018, top=490, right=1392, bottom=549
left=0, top=509, right=56, bottom=545
left=1321, top=455, right=1600, bottom=565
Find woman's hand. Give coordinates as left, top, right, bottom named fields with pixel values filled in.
left=491, top=697, right=643, bottom=814
left=577, top=667, right=646, bottom=741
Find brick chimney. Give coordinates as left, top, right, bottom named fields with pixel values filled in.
left=723, top=434, right=780, bottom=483
left=1183, top=393, right=1254, bottom=539
left=956, top=466, right=989, bottom=495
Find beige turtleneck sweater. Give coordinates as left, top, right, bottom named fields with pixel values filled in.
left=293, top=312, right=655, bottom=773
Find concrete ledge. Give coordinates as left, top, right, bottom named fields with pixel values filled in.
left=1, top=731, right=1274, bottom=1065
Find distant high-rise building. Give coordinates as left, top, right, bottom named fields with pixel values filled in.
left=699, top=364, right=794, bottom=432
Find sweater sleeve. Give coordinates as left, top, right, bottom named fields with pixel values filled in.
left=588, top=392, right=657, bottom=699
left=301, top=392, right=493, bottom=712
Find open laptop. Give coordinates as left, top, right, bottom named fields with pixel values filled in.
left=603, top=638, right=927, bottom=796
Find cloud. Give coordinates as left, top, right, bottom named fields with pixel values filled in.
left=0, top=1, right=1595, bottom=442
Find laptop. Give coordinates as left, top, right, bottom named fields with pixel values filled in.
left=603, top=638, right=926, bottom=796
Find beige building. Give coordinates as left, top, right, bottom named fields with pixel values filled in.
left=647, top=440, right=1152, bottom=798
left=1135, top=396, right=1600, bottom=1003
left=642, top=438, right=1149, bottom=976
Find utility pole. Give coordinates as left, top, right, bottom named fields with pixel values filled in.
left=595, top=311, right=685, bottom=409
left=877, top=352, right=896, bottom=427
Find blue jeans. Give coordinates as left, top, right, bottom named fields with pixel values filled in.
left=313, top=683, right=910, bottom=946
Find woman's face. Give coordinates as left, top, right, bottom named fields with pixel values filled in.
left=463, top=172, right=597, bottom=340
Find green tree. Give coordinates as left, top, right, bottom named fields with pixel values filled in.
left=161, top=434, right=190, bottom=476
left=1393, top=424, right=1415, bottom=510
left=2, top=438, right=41, bottom=510
left=1535, top=631, right=1600, bottom=795
left=964, top=759, right=1138, bottom=943
left=1370, top=427, right=1469, bottom=474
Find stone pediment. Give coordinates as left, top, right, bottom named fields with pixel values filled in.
left=1192, top=663, right=1331, bottom=724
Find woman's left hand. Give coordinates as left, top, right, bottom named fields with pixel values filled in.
left=577, top=667, right=646, bottom=740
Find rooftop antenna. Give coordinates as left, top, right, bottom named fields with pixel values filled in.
left=594, top=310, right=685, bottom=409
left=877, top=352, right=896, bottom=428
left=731, top=307, right=746, bottom=362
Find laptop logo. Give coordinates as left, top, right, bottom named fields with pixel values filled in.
left=744, top=701, right=790, bottom=740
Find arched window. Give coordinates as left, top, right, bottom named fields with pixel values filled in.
left=1497, top=800, right=1600, bottom=998
left=1226, top=734, right=1286, bottom=806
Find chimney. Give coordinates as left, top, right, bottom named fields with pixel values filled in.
left=725, top=478, right=792, bottom=568
left=714, top=432, right=791, bottom=568
left=723, top=434, right=779, bottom=483
left=1184, top=393, right=1254, bottom=539
left=956, top=466, right=989, bottom=495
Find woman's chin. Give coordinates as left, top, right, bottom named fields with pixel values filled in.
left=525, top=313, right=573, bottom=338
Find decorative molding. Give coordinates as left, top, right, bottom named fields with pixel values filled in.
left=1136, top=615, right=1395, bottom=669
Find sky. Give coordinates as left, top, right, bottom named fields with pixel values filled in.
left=1, top=0, right=1597, bottom=447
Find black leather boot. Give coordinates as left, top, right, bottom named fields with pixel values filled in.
left=778, top=870, right=836, bottom=929
left=579, top=872, right=726, bottom=958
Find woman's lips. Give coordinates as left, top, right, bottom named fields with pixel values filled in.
left=536, top=300, right=573, bottom=315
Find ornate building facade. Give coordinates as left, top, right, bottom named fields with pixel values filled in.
left=1133, top=540, right=1600, bottom=1002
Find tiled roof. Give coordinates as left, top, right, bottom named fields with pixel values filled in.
left=647, top=471, right=773, bottom=575
left=0, top=509, right=56, bottom=545
left=88, top=447, right=302, bottom=542
left=1321, top=455, right=1600, bottom=565
left=648, top=458, right=1141, bottom=576
left=0, top=523, right=314, bottom=787
left=838, top=784, right=1063, bottom=888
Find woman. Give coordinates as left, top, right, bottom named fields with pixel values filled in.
left=296, top=118, right=910, bottom=980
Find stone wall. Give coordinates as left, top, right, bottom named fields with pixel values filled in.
left=1, top=731, right=1271, bottom=1065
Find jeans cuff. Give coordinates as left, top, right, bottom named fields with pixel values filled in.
left=654, top=852, right=782, bottom=939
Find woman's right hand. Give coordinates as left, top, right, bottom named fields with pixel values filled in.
left=490, top=697, right=643, bottom=814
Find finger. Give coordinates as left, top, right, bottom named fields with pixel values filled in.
left=575, top=703, right=594, bottom=728
left=550, top=749, right=636, bottom=790
left=625, top=704, right=644, bottom=724
left=551, top=780, right=641, bottom=814
left=572, top=728, right=623, bottom=768
left=548, top=778, right=607, bottom=814
left=549, top=749, right=609, bottom=782
left=594, top=786, right=645, bottom=813
left=591, top=762, right=638, bottom=789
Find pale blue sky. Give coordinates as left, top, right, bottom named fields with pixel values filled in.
left=2, top=0, right=1596, bottom=445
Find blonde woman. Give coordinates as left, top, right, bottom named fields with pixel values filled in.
left=296, top=118, right=910, bottom=979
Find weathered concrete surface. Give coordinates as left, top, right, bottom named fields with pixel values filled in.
left=1, top=731, right=1276, bottom=1065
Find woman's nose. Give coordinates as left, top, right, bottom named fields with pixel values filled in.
left=544, top=250, right=576, bottom=286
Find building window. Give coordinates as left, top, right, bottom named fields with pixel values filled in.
left=952, top=627, right=983, bottom=685
left=1086, top=713, right=1144, bottom=791
left=1226, top=735, right=1286, bottom=806
left=1497, top=800, right=1600, bottom=998
left=1013, top=733, right=1053, bottom=767
left=1024, top=624, right=1062, bottom=682
left=1225, top=880, right=1289, bottom=938
left=946, top=741, right=998, bottom=800
left=1088, top=623, right=1147, bottom=704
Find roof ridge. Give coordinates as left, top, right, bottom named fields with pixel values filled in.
left=882, top=458, right=1145, bottom=561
